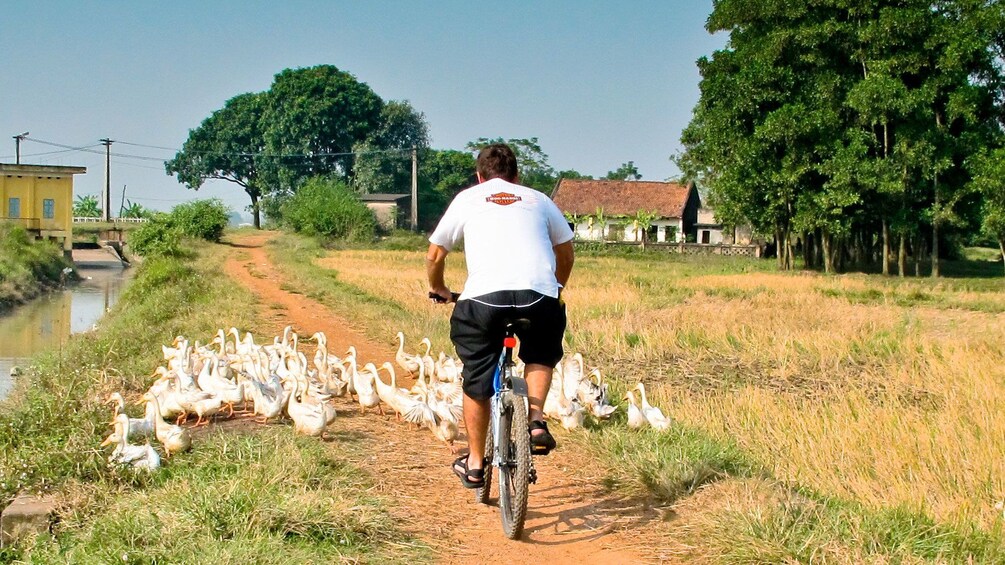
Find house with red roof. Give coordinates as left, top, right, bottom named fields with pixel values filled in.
left=551, top=179, right=701, bottom=243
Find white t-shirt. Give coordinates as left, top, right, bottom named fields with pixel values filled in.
left=429, top=178, right=574, bottom=300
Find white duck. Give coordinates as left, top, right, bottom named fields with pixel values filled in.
left=246, top=352, right=286, bottom=423
left=102, top=414, right=161, bottom=471
left=395, top=332, right=421, bottom=374
left=287, top=374, right=328, bottom=438
left=347, top=356, right=381, bottom=415
left=142, top=393, right=192, bottom=457
left=625, top=389, right=648, bottom=429
left=106, top=392, right=155, bottom=439
left=373, top=362, right=434, bottom=426
left=636, top=383, right=671, bottom=430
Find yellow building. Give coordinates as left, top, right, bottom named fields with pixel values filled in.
left=0, top=163, right=86, bottom=255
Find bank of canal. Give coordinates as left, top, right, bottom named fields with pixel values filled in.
left=0, top=249, right=130, bottom=399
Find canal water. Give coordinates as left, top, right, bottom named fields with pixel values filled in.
left=0, top=251, right=130, bottom=400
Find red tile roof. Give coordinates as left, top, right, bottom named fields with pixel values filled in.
left=551, top=179, right=695, bottom=219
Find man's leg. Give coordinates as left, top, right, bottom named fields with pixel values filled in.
left=463, top=394, right=491, bottom=470
left=525, top=363, right=553, bottom=435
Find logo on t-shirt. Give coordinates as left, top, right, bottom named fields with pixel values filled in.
left=486, top=192, right=522, bottom=206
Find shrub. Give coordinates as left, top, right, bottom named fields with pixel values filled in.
left=128, top=214, right=183, bottom=257
left=169, top=198, right=231, bottom=242
left=281, top=176, right=376, bottom=241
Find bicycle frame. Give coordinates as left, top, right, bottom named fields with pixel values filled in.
left=487, top=325, right=536, bottom=481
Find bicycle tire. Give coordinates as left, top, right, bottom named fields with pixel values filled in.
left=476, top=424, right=494, bottom=504
left=498, top=392, right=530, bottom=540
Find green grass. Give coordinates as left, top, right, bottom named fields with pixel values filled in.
left=0, top=224, right=72, bottom=311
left=267, top=231, right=1005, bottom=563
left=0, top=236, right=425, bottom=563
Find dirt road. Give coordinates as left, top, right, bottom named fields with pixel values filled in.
left=222, top=232, right=659, bottom=564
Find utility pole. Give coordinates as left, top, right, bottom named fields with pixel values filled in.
left=411, top=146, right=418, bottom=231
left=100, top=138, right=113, bottom=222
left=13, top=132, right=28, bottom=164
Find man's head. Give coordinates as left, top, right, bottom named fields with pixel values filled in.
left=476, top=143, right=518, bottom=183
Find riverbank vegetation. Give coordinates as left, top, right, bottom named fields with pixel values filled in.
left=0, top=224, right=72, bottom=311
left=0, top=236, right=424, bottom=563
left=270, top=231, right=1005, bottom=562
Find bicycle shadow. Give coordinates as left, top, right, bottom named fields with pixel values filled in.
left=520, top=487, right=661, bottom=546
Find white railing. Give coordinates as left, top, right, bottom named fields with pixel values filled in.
left=72, top=217, right=149, bottom=224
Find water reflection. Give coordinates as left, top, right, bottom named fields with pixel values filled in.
left=0, top=260, right=130, bottom=399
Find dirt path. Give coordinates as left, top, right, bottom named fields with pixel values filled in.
left=222, top=232, right=659, bottom=564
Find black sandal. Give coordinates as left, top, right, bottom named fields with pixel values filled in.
left=452, top=455, right=486, bottom=489
left=529, top=420, right=557, bottom=455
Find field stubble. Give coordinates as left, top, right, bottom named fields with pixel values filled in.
left=310, top=241, right=1005, bottom=558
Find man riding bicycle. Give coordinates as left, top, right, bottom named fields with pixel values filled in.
left=427, top=143, right=575, bottom=489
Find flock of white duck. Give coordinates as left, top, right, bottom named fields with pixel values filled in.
left=100, top=327, right=672, bottom=471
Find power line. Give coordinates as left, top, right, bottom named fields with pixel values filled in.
left=113, top=138, right=414, bottom=158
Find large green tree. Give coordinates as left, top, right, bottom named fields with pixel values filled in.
left=466, top=137, right=558, bottom=194
left=678, top=0, right=1001, bottom=274
left=166, top=92, right=267, bottom=227
left=167, top=65, right=413, bottom=228
left=351, top=100, right=431, bottom=195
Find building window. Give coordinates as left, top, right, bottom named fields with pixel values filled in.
left=701, top=230, right=711, bottom=244
left=666, top=225, right=678, bottom=243
left=8, top=198, right=20, bottom=218
left=43, top=199, right=55, bottom=219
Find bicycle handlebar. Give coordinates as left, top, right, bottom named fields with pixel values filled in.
left=428, top=291, right=461, bottom=304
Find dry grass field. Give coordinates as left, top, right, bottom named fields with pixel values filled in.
left=272, top=233, right=1005, bottom=561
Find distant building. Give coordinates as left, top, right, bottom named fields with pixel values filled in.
left=359, top=193, right=410, bottom=230
left=1, top=163, right=87, bottom=256
left=551, top=179, right=700, bottom=243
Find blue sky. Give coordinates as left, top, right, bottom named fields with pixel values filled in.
left=0, top=1, right=724, bottom=217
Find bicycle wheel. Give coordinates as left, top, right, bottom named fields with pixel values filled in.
left=497, top=392, right=530, bottom=540
left=475, top=423, right=493, bottom=504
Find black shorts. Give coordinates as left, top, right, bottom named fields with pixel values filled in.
left=450, top=290, right=566, bottom=400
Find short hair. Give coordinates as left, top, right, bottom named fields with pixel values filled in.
left=476, top=143, right=518, bottom=182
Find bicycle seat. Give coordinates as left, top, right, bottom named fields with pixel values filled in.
left=504, top=318, right=532, bottom=332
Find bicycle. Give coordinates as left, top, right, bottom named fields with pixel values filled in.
left=429, top=292, right=537, bottom=540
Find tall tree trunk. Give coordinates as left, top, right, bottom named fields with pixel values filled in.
left=898, top=234, right=906, bottom=277
left=249, top=191, right=261, bottom=229
left=931, top=219, right=940, bottom=278
left=882, top=220, right=891, bottom=276
left=999, top=239, right=1005, bottom=277
left=786, top=231, right=795, bottom=271
left=914, top=235, right=922, bottom=277
left=822, top=232, right=833, bottom=274
left=775, top=228, right=785, bottom=270
left=803, top=231, right=814, bottom=269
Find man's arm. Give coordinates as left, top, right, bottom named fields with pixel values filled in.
left=554, top=240, right=574, bottom=289
left=426, top=243, right=452, bottom=301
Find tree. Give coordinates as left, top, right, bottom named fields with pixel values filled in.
left=262, top=65, right=385, bottom=188
left=631, top=210, right=660, bottom=250
left=678, top=0, right=1001, bottom=275
left=73, top=194, right=101, bottom=218
left=166, top=91, right=268, bottom=228
left=280, top=176, right=376, bottom=241
left=119, top=199, right=151, bottom=219
left=466, top=137, right=557, bottom=194
left=970, top=147, right=1005, bottom=271
left=605, top=161, right=642, bottom=181
left=168, top=65, right=402, bottom=229
left=352, top=100, right=431, bottom=195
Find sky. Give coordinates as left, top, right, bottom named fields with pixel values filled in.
left=0, top=1, right=725, bottom=219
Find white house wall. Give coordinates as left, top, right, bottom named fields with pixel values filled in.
left=572, top=219, right=683, bottom=242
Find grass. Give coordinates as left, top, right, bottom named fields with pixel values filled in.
left=0, top=224, right=73, bottom=311
left=0, top=235, right=425, bottom=563
left=268, top=231, right=1005, bottom=562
